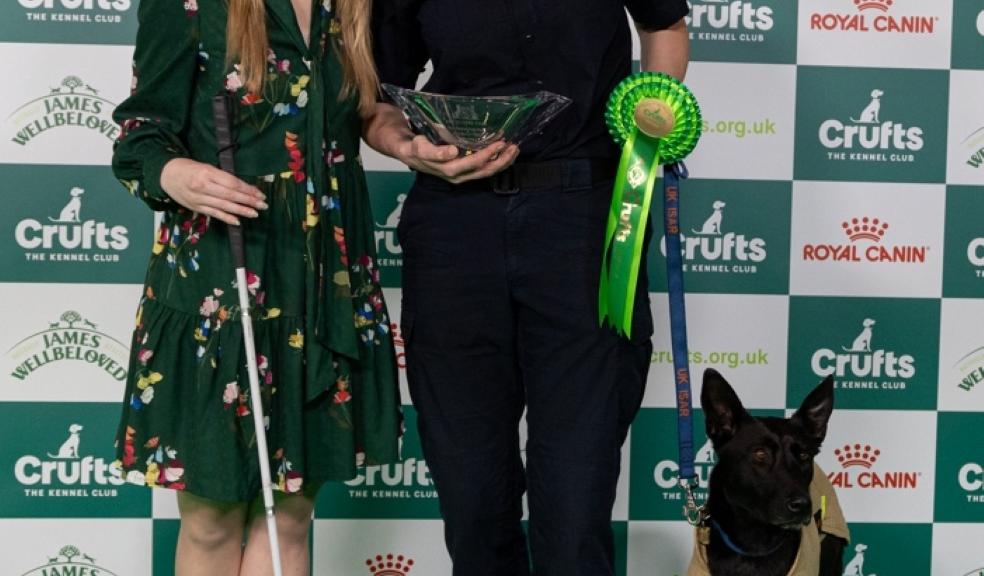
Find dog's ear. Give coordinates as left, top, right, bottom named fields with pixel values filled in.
left=791, top=376, right=835, bottom=446
left=701, top=369, right=748, bottom=447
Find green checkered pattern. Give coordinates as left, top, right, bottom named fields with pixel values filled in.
left=2, top=0, right=984, bottom=573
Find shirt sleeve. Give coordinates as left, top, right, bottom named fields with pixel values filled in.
left=624, top=0, right=690, bottom=32
left=371, top=0, right=429, bottom=93
left=111, top=0, right=199, bottom=211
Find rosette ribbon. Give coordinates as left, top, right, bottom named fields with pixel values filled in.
left=599, top=72, right=702, bottom=338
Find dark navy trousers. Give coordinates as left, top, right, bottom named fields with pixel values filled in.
left=397, top=168, right=653, bottom=576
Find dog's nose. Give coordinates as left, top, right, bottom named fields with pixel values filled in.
left=786, top=496, right=809, bottom=515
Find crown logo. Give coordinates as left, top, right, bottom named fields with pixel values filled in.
left=366, top=554, right=414, bottom=576
left=835, top=444, right=881, bottom=468
left=854, top=0, right=892, bottom=12
left=842, top=217, right=889, bottom=242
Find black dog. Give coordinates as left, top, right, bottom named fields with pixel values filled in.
left=693, top=369, right=847, bottom=576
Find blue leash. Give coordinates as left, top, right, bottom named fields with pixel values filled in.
left=661, top=162, right=702, bottom=524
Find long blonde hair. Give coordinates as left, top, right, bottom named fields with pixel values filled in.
left=226, top=0, right=379, bottom=116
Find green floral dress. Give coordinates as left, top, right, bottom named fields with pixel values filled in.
left=110, top=0, right=400, bottom=502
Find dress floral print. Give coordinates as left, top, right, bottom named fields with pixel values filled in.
left=111, top=0, right=400, bottom=502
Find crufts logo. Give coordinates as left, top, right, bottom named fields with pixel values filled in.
left=959, top=462, right=984, bottom=503
left=653, top=438, right=717, bottom=491
left=801, top=216, right=927, bottom=264
left=374, top=193, right=404, bottom=268
left=810, top=0, right=938, bottom=34
left=820, top=89, right=924, bottom=163
left=18, top=546, right=120, bottom=576
left=662, top=198, right=766, bottom=273
left=14, top=422, right=125, bottom=496
left=8, top=76, right=119, bottom=146
left=970, top=237, right=984, bottom=276
left=365, top=553, right=415, bottom=576
left=810, top=317, right=916, bottom=388
left=14, top=186, right=130, bottom=260
left=690, top=0, right=774, bottom=30
left=827, top=443, right=919, bottom=489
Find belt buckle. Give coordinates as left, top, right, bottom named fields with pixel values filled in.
left=491, top=167, right=519, bottom=195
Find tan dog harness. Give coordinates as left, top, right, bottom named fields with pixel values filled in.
left=687, top=464, right=850, bottom=576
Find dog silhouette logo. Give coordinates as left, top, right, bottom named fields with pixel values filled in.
left=851, top=89, right=885, bottom=124
left=843, top=318, right=876, bottom=353
left=842, top=542, right=878, bottom=576
left=48, top=187, right=85, bottom=224
left=695, top=438, right=717, bottom=465
left=47, top=424, right=84, bottom=460
left=378, top=193, right=406, bottom=230
left=692, top=200, right=726, bottom=235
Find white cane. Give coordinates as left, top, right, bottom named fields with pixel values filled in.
left=213, top=94, right=285, bottom=576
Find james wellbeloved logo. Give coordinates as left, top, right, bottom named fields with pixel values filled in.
left=366, top=553, right=415, bottom=575
left=7, top=75, right=119, bottom=147
left=809, top=0, right=939, bottom=34
left=953, top=346, right=984, bottom=394
left=650, top=180, right=790, bottom=295
left=15, top=186, right=130, bottom=261
left=788, top=297, right=939, bottom=410
left=17, top=546, right=120, bottom=576
left=962, top=126, right=984, bottom=171
left=801, top=216, right=927, bottom=264
left=827, top=443, right=920, bottom=489
left=819, top=89, right=924, bottom=163
left=6, top=311, right=129, bottom=383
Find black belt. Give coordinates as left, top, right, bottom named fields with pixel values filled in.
left=416, top=157, right=618, bottom=195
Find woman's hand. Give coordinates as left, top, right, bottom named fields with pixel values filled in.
left=160, top=158, right=268, bottom=225
left=395, top=135, right=520, bottom=184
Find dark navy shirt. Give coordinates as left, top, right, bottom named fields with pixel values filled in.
left=372, top=0, right=689, bottom=161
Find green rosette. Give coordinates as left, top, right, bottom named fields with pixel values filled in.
left=599, top=72, right=702, bottom=337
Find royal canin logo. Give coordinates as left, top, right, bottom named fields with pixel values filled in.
left=827, top=443, right=920, bottom=489
left=366, top=554, right=414, bottom=576
left=810, top=0, right=938, bottom=34
left=802, top=217, right=927, bottom=264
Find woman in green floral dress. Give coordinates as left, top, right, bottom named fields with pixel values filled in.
left=111, top=0, right=400, bottom=573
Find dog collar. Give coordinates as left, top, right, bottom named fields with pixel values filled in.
left=710, top=519, right=787, bottom=558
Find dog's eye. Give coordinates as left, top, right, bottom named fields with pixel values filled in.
left=752, top=448, right=769, bottom=464
left=798, top=451, right=811, bottom=462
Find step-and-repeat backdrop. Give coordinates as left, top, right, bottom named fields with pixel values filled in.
left=2, top=0, right=984, bottom=574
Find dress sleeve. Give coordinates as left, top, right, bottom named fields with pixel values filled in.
left=624, top=0, right=690, bottom=32
left=371, top=0, right=429, bottom=92
left=112, top=0, right=199, bottom=211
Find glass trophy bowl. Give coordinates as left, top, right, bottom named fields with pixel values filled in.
left=382, top=83, right=573, bottom=152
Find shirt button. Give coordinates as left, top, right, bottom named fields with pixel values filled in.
left=524, top=33, right=534, bottom=42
